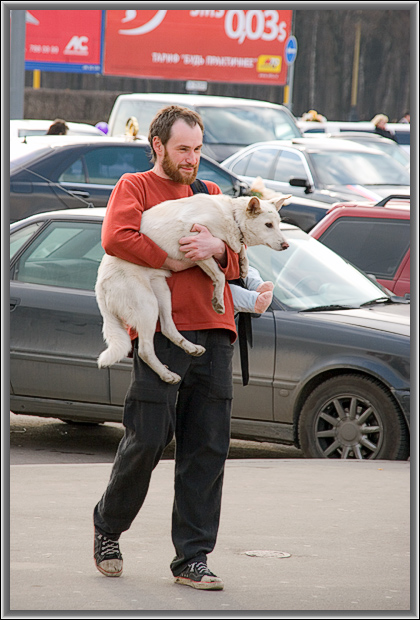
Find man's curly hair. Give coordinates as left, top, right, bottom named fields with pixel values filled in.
left=148, top=105, right=204, bottom=163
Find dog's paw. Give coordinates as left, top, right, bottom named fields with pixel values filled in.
left=161, top=369, right=182, bottom=384
left=212, top=297, right=225, bottom=315
left=189, top=344, right=206, bottom=357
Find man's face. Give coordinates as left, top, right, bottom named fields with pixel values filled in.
left=156, top=119, right=203, bottom=184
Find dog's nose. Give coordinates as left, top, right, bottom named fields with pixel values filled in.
left=281, top=242, right=289, bottom=250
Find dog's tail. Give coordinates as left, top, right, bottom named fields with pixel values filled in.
left=97, top=304, right=132, bottom=368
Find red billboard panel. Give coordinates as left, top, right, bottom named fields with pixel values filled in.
left=25, top=9, right=103, bottom=73
left=104, top=9, right=293, bottom=85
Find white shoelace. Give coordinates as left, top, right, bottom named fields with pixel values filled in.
left=100, top=536, right=120, bottom=558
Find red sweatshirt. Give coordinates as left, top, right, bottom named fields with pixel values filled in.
left=102, top=170, right=240, bottom=341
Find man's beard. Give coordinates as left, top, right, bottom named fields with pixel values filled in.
left=161, top=148, right=199, bottom=185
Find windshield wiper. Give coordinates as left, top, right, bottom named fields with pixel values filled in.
left=299, top=304, right=357, bottom=313
left=359, top=297, right=391, bottom=307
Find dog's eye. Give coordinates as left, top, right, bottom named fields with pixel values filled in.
left=265, top=223, right=274, bottom=228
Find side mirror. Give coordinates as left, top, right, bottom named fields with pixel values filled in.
left=289, top=177, right=314, bottom=194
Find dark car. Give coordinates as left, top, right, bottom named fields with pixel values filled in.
left=9, top=136, right=334, bottom=232
left=10, top=208, right=410, bottom=460
left=9, top=137, right=249, bottom=223
left=221, top=137, right=410, bottom=206
left=310, top=196, right=410, bottom=296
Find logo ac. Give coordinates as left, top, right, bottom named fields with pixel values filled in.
left=64, top=36, right=89, bottom=55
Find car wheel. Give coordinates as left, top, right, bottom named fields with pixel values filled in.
left=298, top=374, right=409, bottom=460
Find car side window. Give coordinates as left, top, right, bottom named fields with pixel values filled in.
left=10, top=223, right=42, bottom=260
left=59, top=158, right=86, bottom=183
left=197, top=159, right=236, bottom=195
left=318, top=217, right=410, bottom=279
left=59, top=146, right=152, bottom=186
left=230, top=154, right=251, bottom=176
left=239, top=148, right=278, bottom=179
left=274, top=150, right=308, bottom=182
left=12, top=221, right=104, bottom=290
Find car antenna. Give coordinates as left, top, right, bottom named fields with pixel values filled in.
left=20, top=167, right=95, bottom=208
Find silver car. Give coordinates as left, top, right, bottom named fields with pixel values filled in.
left=222, top=137, right=410, bottom=205
left=10, top=208, right=410, bottom=460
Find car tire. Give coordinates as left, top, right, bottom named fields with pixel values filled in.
left=298, top=374, right=409, bottom=460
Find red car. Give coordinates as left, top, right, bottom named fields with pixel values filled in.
left=309, top=195, right=410, bottom=296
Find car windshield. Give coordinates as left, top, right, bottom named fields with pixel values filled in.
left=339, top=138, right=410, bottom=168
left=309, top=149, right=410, bottom=186
left=196, top=106, right=302, bottom=145
left=247, top=227, right=388, bottom=311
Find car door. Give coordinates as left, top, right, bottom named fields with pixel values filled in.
left=231, top=312, right=276, bottom=423
left=108, top=306, right=277, bottom=421
left=56, top=144, right=154, bottom=208
left=10, top=218, right=110, bottom=406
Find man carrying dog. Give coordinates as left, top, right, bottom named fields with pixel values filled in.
left=93, top=106, right=240, bottom=590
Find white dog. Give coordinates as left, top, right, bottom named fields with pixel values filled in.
left=95, top=193, right=290, bottom=384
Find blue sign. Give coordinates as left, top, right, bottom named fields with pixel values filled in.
left=285, top=36, right=298, bottom=65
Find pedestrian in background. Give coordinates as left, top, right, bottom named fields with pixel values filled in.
left=371, top=114, right=397, bottom=141
left=46, top=119, right=68, bottom=135
left=398, top=112, right=410, bottom=124
left=93, top=105, right=241, bottom=591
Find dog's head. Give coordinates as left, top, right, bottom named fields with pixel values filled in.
left=239, top=195, right=291, bottom=251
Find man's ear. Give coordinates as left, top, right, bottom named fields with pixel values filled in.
left=246, top=196, right=263, bottom=216
left=153, top=136, right=164, bottom=158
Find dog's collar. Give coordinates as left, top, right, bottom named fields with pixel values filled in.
left=233, top=211, right=245, bottom=245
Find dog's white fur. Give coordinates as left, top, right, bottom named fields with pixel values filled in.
left=95, top=193, right=290, bottom=384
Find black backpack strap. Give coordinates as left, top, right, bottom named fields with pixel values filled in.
left=228, top=278, right=253, bottom=387
left=191, top=180, right=252, bottom=387
left=190, top=179, right=210, bottom=194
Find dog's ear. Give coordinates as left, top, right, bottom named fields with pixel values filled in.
left=271, top=195, right=292, bottom=212
left=246, top=196, right=263, bottom=216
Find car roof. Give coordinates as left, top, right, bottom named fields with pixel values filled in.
left=327, top=132, right=398, bottom=143
left=113, top=92, right=289, bottom=109
left=327, top=197, right=410, bottom=214
left=266, top=137, right=387, bottom=152
left=10, top=206, right=300, bottom=233
left=298, top=120, right=410, bottom=133
left=225, top=137, right=387, bottom=157
left=10, top=135, right=150, bottom=162
left=10, top=119, right=104, bottom=136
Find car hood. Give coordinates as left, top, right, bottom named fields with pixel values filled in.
left=301, top=303, right=410, bottom=337
left=329, top=184, right=411, bottom=202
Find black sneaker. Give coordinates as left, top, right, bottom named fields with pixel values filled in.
left=94, top=528, right=123, bottom=577
left=174, top=561, right=224, bottom=590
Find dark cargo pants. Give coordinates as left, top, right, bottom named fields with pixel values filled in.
left=93, top=329, right=233, bottom=576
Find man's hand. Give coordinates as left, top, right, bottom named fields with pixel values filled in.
left=161, top=256, right=195, bottom=272
left=179, top=224, right=227, bottom=266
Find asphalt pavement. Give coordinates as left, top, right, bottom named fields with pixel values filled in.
left=6, top=456, right=413, bottom=615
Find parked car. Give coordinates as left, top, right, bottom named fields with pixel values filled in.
left=297, top=120, right=410, bottom=153
left=107, top=93, right=302, bottom=162
left=9, top=135, right=332, bottom=232
left=10, top=208, right=410, bottom=460
left=310, top=196, right=410, bottom=296
left=9, top=137, right=249, bottom=223
left=221, top=137, right=410, bottom=205
left=10, top=119, right=104, bottom=139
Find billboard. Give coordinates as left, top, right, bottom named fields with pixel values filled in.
left=24, top=9, right=103, bottom=73
left=103, top=9, right=293, bottom=85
